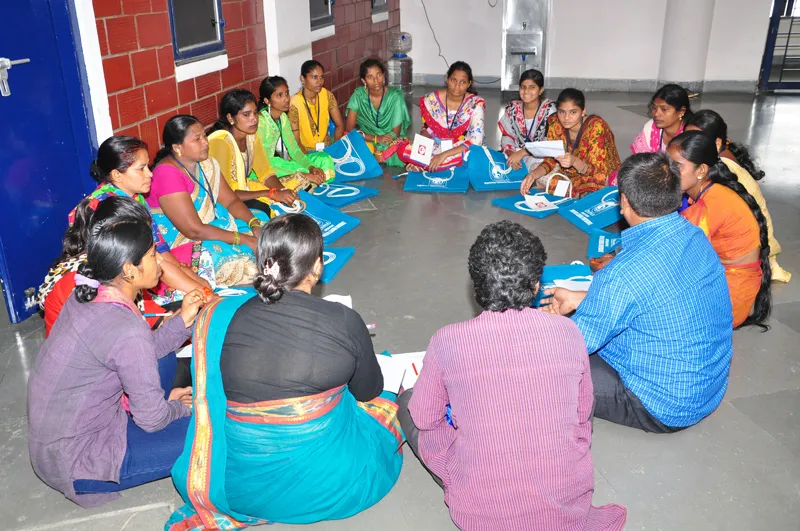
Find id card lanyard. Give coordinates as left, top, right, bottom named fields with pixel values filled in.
left=568, top=118, right=588, bottom=154
left=302, top=91, right=322, bottom=137
left=524, top=100, right=544, bottom=143
left=171, top=155, right=216, bottom=209
left=373, top=87, right=386, bottom=129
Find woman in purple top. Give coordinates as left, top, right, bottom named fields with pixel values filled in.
left=398, top=221, right=627, bottom=530
left=27, top=199, right=210, bottom=507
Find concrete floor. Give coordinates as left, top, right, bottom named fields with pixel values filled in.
left=1, top=88, right=799, bottom=530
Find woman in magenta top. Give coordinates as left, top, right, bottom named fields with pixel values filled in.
left=398, top=221, right=626, bottom=531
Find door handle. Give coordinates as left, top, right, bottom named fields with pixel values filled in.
left=0, top=57, right=31, bottom=97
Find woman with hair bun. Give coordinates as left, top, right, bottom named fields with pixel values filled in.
left=168, top=213, right=403, bottom=528
left=668, top=131, right=772, bottom=329
left=28, top=207, right=210, bottom=507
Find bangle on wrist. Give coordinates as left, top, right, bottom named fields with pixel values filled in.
left=248, top=217, right=262, bottom=229
left=233, top=230, right=240, bottom=246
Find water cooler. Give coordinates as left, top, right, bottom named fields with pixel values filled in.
left=387, top=32, right=413, bottom=98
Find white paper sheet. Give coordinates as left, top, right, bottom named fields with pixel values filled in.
left=391, top=351, right=426, bottom=389
left=553, top=277, right=593, bottom=291
left=525, top=140, right=566, bottom=158
left=409, top=134, right=435, bottom=165
left=322, top=294, right=353, bottom=309
left=175, top=344, right=193, bottom=359
left=376, top=355, right=406, bottom=394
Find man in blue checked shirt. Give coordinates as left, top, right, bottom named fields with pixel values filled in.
left=545, top=152, right=733, bottom=432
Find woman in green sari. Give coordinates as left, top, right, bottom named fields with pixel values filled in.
left=345, top=58, right=411, bottom=167
left=257, top=76, right=336, bottom=183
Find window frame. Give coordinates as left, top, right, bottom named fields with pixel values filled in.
left=310, top=0, right=335, bottom=31
left=372, top=0, right=389, bottom=14
left=168, top=0, right=226, bottom=65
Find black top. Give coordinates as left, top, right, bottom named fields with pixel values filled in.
left=220, top=291, right=383, bottom=403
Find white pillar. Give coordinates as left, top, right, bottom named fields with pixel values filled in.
left=658, top=0, right=716, bottom=90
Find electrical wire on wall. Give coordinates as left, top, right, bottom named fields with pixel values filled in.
left=418, top=0, right=502, bottom=85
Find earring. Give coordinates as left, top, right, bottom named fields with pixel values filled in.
left=229, top=121, right=235, bottom=125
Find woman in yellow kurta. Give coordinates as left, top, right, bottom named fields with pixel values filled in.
left=289, top=60, right=345, bottom=153
left=685, top=109, right=790, bottom=283
left=208, top=90, right=323, bottom=215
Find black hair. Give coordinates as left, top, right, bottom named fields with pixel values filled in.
left=670, top=131, right=771, bottom=330
left=208, top=89, right=258, bottom=134
left=651, top=84, right=693, bottom=123
left=617, top=152, right=682, bottom=218
left=253, top=214, right=324, bottom=304
left=468, top=221, right=547, bottom=312
left=519, top=68, right=545, bottom=89
left=74, top=202, right=155, bottom=303
left=447, top=61, right=477, bottom=95
left=686, top=109, right=765, bottom=181
left=153, top=114, right=203, bottom=166
left=359, top=58, right=387, bottom=80
left=301, top=60, right=324, bottom=77
left=90, top=136, right=148, bottom=184
left=62, top=195, right=153, bottom=260
left=258, top=75, right=289, bottom=111
left=557, top=88, right=585, bottom=110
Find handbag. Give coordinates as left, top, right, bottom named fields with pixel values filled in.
left=319, top=246, right=356, bottom=284
left=587, top=229, right=621, bottom=259
left=324, top=130, right=384, bottom=182
left=533, top=261, right=593, bottom=307
left=270, top=190, right=360, bottom=246
left=558, top=186, right=622, bottom=234
left=310, top=182, right=379, bottom=209
left=491, top=193, right=574, bottom=219
left=403, top=166, right=470, bottom=194
left=467, top=145, right=528, bottom=191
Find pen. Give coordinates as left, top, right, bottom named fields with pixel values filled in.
left=412, top=363, right=419, bottom=376
left=143, top=312, right=172, bottom=317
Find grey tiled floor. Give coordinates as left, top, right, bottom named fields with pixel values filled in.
left=2, top=88, right=799, bottom=530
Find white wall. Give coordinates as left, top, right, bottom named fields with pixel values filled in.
left=401, top=0, right=771, bottom=87
left=548, top=0, right=667, bottom=80
left=705, top=0, right=772, bottom=81
left=399, top=0, right=504, bottom=79
left=264, top=0, right=314, bottom=93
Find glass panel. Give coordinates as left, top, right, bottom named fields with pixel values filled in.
left=310, top=0, right=332, bottom=23
left=373, top=0, right=388, bottom=12
left=172, top=0, right=220, bottom=51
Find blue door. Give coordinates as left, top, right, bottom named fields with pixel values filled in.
left=0, top=0, right=95, bottom=323
left=759, top=0, right=800, bottom=90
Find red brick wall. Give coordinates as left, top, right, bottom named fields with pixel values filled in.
left=95, top=0, right=269, bottom=159
left=311, top=0, right=401, bottom=112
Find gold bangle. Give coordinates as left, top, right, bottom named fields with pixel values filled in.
left=233, top=230, right=240, bottom=246
left=248, top=217, right=261, bottom=229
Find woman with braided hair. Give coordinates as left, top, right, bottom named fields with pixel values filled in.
left=685, top=109, right=790, bottom=282
left=668, top=131, right=772, bottom=329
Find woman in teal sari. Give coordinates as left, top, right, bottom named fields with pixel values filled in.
left=146, top=115, right=269, bottom=288
left=345, top=58, right=411, bottom=167
left=167, top=214, right=404, bottom=530
left=257, top=76, right=336, bottom=183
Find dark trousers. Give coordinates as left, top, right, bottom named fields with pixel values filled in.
left=73, top=353, right=190, bottom=494
left=397, top=389, right=444, bottom=488
left=590, top=355, right=685, bottom=434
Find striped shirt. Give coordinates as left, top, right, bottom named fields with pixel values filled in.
left=408, top=309, right=627, bottom=530
left=574, top=213, right=733, bottom=427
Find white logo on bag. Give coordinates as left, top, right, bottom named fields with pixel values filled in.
left=570, top=190, right=619, bottom=225
left=421, top=168, right=455, bottom=188
left=481, top=146, right=513, bottom=184
left=330, top=136, right=366, bottom=177
left=312, top=183, right=360, bottom=198
left=323, top=251, right=336, bottom=265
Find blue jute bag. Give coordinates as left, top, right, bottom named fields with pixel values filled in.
left=270, top=190, right=360, bottom=246
left=558, top=186, right=622, bottom=234
left=324, top=130, right=383, bottom=182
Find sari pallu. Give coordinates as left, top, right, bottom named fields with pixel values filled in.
left=397, top=91, right=486, bottom=170
left=346, top=86, right=411, bottom=167
left=166, top=296, right=404, bottom=530
left=498, top=99, right=556, bottom=171
left=257, top=108, right=336, bottom=182
left=149, top=159, right=265, bottom=288
left=630, top=119, right=684, bottom=154
left=289, top=88, right=338, bottom=151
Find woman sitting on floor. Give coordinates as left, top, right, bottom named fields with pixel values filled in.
left=289, top=60, right=345, bottom=152
left=28, top=206, right=209, bottom=507
left=167, top=214, right=403, bottom=528
left=668, top=131, right=772, bottom=329
left=398, top=220, right=627, bottom=530
left=146, top=115, right=268, bottom=287
left=257, top=75, right=336, bottom=183
left=345, top=58, right=411, bottom=167
left=630, top=84, right=692, bottom=154
left=685, top=109, right=790, bottom=282
left=520, top=88, right=620, bottom=198
left=397, top=61, right=486, bottom=172
left=499, top=68, right=557, bottom=171
left=39, top=197, right=177, bottom=336
left=209, top=89, right=312, bottom=216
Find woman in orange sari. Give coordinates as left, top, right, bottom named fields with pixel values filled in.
left=667, top=131, right=772, bottom=329
left=520, top=88, right=620, bottom=198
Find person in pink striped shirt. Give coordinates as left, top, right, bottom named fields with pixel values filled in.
left=398, top=221, right=626, bottom=531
